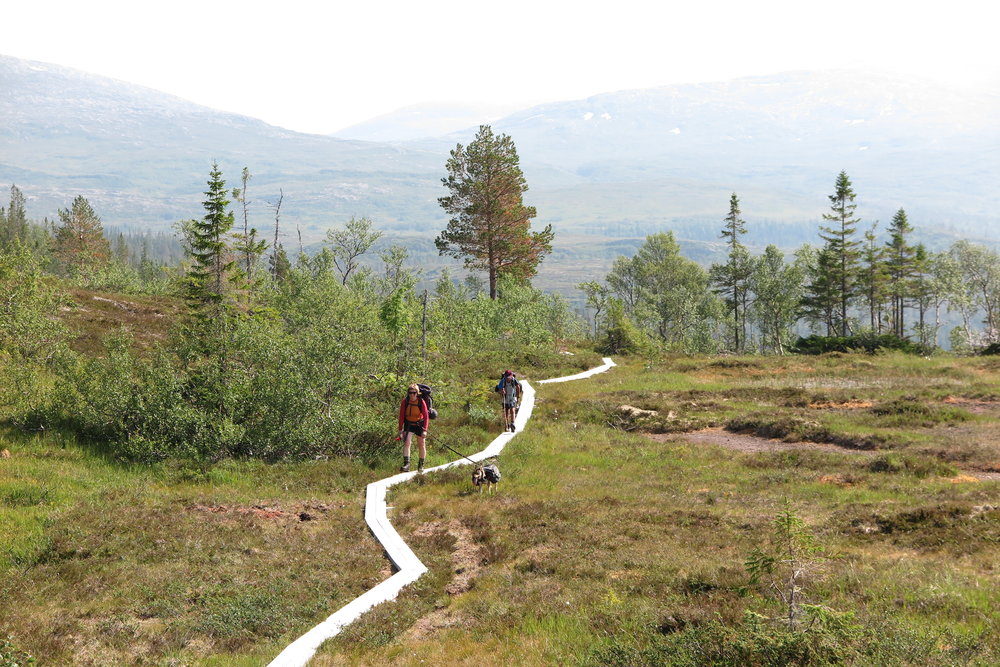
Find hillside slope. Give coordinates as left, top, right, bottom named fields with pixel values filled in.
left=4, top=56, right=1000, bottom=277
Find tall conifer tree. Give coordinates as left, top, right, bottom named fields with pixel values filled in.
left=186, top=162, right=237, bottom=317
left=801, top=246, right=840, bottom=335
left=859, top=221, right=888, bottom=332
left=2, top=185, right=28, bottom=248
left=53, top=195, right=111, bottom=272
left=885, top=208, right=916, bottom=337
left=436, top=125, right=554, bottom=299
left=709, top=193, right=752, bottom=352
left=819, top=171, right=862, bottom=336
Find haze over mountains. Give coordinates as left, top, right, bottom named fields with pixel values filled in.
left=3, top=53, right=999, bottom=290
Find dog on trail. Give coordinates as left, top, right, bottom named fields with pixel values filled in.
left=472, top=462, right=501, bottom=494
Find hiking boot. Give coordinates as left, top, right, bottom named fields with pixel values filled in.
left=400, top=463, right=410, bottom=472
left=510, top=424, right=516, bottom=433
left=417, top=458, right=425, bottom=473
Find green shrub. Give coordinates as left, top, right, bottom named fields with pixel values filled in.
left=792, top=334, right=921, bottom=355
left=980, top=341, right=1000, bottom=356
left=866, top=454, right=958, bottom=478
left=0, top=635, right=35, bottom=666
left=869, top=399, right=972, bottom=427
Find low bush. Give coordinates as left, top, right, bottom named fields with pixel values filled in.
left=980, top=341, right=1000, bottom=356
left=792, top=334, right=922, bottom=355
left=866, top=453, right=958, bottom=478
left=869, top=399, right=972, bottom=427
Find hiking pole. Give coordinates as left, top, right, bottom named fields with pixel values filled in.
left=499, top=391, right=509, bottom=433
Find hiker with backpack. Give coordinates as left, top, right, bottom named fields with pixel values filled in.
left=495, top=370, right=522, bottom=433
left=398, top=383, right=433, bottom=472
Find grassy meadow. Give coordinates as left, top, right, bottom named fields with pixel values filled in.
left=318, top=354, right=999, bottom=666
left=2, top=352, right=999, bottom=665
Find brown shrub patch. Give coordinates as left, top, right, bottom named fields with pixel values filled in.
left=808, top=400, right=874, bottom=409
left=189, top=502, right=332, bottom=522
left=819, top=474, right=856, bottom=487
left=948, top=475, right=981, bottom=484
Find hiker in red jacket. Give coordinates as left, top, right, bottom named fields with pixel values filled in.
left=398, top=383, right=429, bottom=472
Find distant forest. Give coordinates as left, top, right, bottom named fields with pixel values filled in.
left=3, top=150, right=1000, bottom=360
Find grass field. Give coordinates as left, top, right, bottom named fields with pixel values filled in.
left=2, top=353, right=999, bottom=665
left=319, top=354, right=1000, bottom=666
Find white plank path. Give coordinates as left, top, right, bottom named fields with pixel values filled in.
left=267, top=358, right=615, bottom=666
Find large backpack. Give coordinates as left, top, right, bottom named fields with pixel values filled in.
left=494, top=371, right=516, bottom=393
left=416, top=383, right=438, bottom=420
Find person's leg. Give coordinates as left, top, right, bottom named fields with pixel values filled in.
left=416, top=434, right=426, bottom=471
left=401, top=431, right=412, bottom=471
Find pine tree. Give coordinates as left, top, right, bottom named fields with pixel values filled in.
left=53, top=195, right=111, bottom=273
left=436, top=125, right=554, bottom=299
left=884, top=208, right=916, bottom=337
left=709, top=193, right=753, bottom=352
left=819, top=171, right=862, bottom=336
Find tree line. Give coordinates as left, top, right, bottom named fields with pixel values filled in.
left=581, top=171, right=1000, bottom=355
left=0, top=126, right=569, bottom=463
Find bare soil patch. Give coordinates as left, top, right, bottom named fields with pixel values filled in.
left=808, top=400, right=874, bottom=409
left=189, top=502, right=333, bottom=522
left=650, top=427, right=874, bottom=456
left=412, top=519, right=485, bottom=596
left=403, top=607, right=472, bottom=642
left=648, top=428, right=1000, bottom=482
left=941, top=396, right=1000, bottom=415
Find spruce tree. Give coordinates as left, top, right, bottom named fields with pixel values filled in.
left=884, top=208, right=916, bottom=337
left=819, top=171, right=862, bottom=336
left=859, top=221, right=888, bottom=332
left=709, top=193, right=753, bottom=352
left=801, top=246, right=839, bottom=335
left=186, top=161, right=237, bottom=316
left=2, top=185, right=28, bottom=248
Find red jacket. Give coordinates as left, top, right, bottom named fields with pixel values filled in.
left=398, top=396, right=429, bottom=430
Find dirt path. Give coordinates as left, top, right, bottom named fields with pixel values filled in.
left=402, top=520, right=484, bottom=641
left=649, top=428, right=1000, bottom=482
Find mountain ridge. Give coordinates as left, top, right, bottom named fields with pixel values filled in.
left=3, top=54, right=999, bottom=261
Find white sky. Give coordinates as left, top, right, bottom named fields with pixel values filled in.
left=5, top=0, right=999, bottom=135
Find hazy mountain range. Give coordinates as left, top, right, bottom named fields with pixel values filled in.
left=3, top=53, right=999, bottom=292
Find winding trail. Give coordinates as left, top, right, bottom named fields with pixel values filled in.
left=268, top=358, right=616, bottom=667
